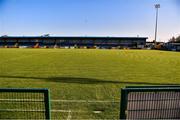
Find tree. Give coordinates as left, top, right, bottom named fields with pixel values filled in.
left=169, top=36, right=176, bottom=42
left=168, top=35, right=180, bottom=43
left=176, top=35, right=180, bottom=42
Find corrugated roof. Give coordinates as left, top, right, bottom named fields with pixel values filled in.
left=0, top=36, right=148, bottom=39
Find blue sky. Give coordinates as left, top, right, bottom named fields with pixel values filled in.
left=0, top=0, right=179, bottom=41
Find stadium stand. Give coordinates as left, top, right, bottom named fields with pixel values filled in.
left=0, top=36, right=147, bottom=49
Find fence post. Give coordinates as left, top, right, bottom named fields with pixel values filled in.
left=44, top=89, right=51, bottom=120
left=120, top=89, right=128, bottom=119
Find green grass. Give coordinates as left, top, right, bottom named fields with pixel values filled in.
left=0, top=49, right=180, bottom=119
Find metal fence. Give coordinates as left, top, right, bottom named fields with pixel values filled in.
left=120, top=86, right=180, bottom=119
left=0, top=88, right=50, bottom=120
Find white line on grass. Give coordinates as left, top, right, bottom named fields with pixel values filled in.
left=51, top=109, right=119, bottom=114
left=67, top=110, right=72, bottom=120
left=51, top=99, right=119, bottom=103
left=0, top=99, right=119, bottom=103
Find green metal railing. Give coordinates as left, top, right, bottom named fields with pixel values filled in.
left=0, top=88, right=51, bottom=120
left=120, top=86, right=180, bottom=119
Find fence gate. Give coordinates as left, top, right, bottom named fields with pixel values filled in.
left=0, top=88, right=50, bottom=120
left=120, top=86, right=180, bottom=119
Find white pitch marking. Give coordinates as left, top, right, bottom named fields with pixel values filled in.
left=67, top=110, right=72, bottom=120
left=51, top=99, right=119, bottom=103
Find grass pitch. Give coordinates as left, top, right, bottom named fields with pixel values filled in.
left=0, top=49, right=180, bottom=119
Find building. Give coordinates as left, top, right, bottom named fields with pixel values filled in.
left=146, top=42, right=155, bottom=49
left=0, top=36, right=147, bottom=49
left=165, top=42, right=180, bottom=51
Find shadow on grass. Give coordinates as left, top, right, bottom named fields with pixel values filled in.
left=0, top=75, right=179, bottom=85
